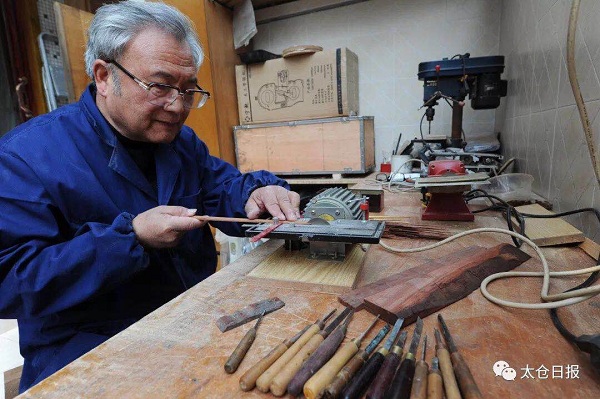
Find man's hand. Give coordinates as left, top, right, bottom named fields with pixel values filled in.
left=245, top=186, right=301, bottom=221
left=132, top=206, right=206, bottom=248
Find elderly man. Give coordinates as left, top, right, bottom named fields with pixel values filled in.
left=0, top=1, right=299, bottom=392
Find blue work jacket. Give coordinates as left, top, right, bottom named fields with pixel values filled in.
left=0, top=85, right=288, bottom=392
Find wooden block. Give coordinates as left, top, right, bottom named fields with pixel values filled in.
left=342, top=244, right=530, bottom=325
left=338, top=246, right=486, bottom=310
left=248, top=244, right=367, bottom=290
left=515, top=204, right=585, bottom=246
left=579, top=238, right=600, bottom=260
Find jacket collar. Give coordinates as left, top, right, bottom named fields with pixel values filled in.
left=79, top=84, right=181, bottom=203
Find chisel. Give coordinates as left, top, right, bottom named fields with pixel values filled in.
left=426, top=357, right=443, bottom=399
left=323, top=324, right=391, bottom=399
left=224, top=311, right=264, bottom=374
left=410, top=335, right=428, bottom=399
left=255, top=309, right=336, bottom=393
left=288, top=310, right=355, bottom=397
left=239, top=324, right=310, bottom=391
left=434, top=328, right=461, bottom=399
left=340, top=318, right=405, bottom=399
left=386, top=317, right=424, bottom=399
left=304, top=315, right=380, bottom=399
left=365, top=330, right=408, bottom=399
left=438, top=315, right=482, bottom=399
left=270, top=308, right=352, bottom=396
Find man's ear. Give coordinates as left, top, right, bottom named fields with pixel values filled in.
left=92, top=60, right=110, bottom=97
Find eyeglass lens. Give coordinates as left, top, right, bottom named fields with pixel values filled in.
left=147, top=85, right=208, bottom=109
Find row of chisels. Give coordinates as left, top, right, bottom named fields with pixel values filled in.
left=223, top=308, right=482, bottom=398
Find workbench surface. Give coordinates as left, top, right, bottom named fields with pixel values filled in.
left=19, top=192, right=600, bottom=398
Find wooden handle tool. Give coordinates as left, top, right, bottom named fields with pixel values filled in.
left=365, top=330, right=408, bottom=399
left=303, top=314, right=378, bottom=399
left=438, top=315, right=483, bottom=399
left=340, top=318, right=405, bottom=399
left=426, top=357, right=443, bottom=399
left=255, top=309, right=335, bottom=393
left=224, top=311, right=264, bottom=374
left=387, top=317, right=424, bottom=399
left=288, top=310, right=354, bottom=397
left=410, top=335, right=428, bottom=399
left=323, top=324, right=391, bottom=399
left=434, top=328, right=462, bottom=399
left=270, top=308, right=349, bottom=397
left=239, top=325, right=310, bottom=391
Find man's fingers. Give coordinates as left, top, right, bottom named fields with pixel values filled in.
left=246, top=186, right=301, bottom=221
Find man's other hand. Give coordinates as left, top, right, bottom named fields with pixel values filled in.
left=245, top=186, right=301, bottom=221
left=132, top=206, right=206, bottom=248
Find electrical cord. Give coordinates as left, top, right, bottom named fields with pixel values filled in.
left=379, top=227, right=600, bottom=309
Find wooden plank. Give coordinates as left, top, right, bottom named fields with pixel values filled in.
left=54, top=2, right=93, bottom=103
left=203, top=0, right=239, bottom=165
left=248, top=243, right=367, bottom=289
left=515, top=204, right=585, bottom=246
left=338, top=246, right=486, bottom=309
left=414, top=172, right=490, bottom=187
left=363, top=244, right=531, bottom=325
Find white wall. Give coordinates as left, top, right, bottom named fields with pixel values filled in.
left=496, top=0, right=600, bottom=240
left=252, top=0, right=502, bottom=164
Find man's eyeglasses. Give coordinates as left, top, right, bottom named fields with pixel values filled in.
left=105, top=60, right=210, bottom=109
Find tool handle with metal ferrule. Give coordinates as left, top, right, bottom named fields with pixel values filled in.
left=303, top=339, right=360, bottom=399
left=323, top=350, right=369, bottom=399
left=255, top=324, right=321, bottom=393
left=437, top=348, right=461, bottom=399
left=387, top=355, right=416, bottom=399
left=341, top=350, right=387, bottom=399
left=366, top=351, right=402, bottom=399
left=224, top=327, right=257, bottom=374
left=410, top=360, right=428, bottom=399
left=270, top=334, right=324, bottom=396
left=450, top=352, right=483, bottom=399
left=288, top=325, right=348, bottom=397
left=240, top=342, right=287, bottom=391
left=426, top=368, right=443, bottom=399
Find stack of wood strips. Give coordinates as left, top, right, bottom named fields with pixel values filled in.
left=339, top=244, right=531, bottom=324
left=381, top=220, right=451, bottom=240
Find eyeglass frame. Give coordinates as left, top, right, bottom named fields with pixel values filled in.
left=104, top=59, right=211, bottom=109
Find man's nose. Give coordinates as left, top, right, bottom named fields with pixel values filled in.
left=165, top=94, right=186, bottom=112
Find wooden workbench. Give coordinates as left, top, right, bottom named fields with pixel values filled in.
left=19, top=192, right=600, bottom=398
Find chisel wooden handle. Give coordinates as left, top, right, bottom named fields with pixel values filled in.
left=240, top=342, right=288, bottom=391
left=323, top=351, right=368, bottom=399
left=304, top=340, right=359, bottom=399
left=410, top=360, right=428, bottom=399
left=341, top=350, right=387, bottom=399
left=437, top=348, right=461, bottom=399
left=387, top=355, right=416, bottom=399
left=450, top=352, right=482, bottom=399
left=366, top=351, right=401, bottom=399
left=270, top=334, right=324, bottom=396
left=289, top=326, right=348, bottom=397
left=224, top=327, right=256, bottom=374
left=256, top=324, right=320, bottom=393
left=427, top=363, right=443, bottom=399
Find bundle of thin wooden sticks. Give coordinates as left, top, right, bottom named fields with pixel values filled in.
left=381, top=220, right=451, bottom=240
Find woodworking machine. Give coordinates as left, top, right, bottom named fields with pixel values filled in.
left=410, top=53, right=507, bottom=173
left=244, top=188, right=385, bottom=260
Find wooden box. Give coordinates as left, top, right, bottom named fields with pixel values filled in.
left=234, top=116, right=375, bottom=175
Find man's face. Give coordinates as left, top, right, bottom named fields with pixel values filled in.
left=96, top=27, right=198, bottom=143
